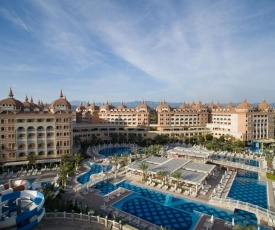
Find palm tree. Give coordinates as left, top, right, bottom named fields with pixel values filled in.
left=265, top=152, right=274, bottom=171
left=58, top=162, right=70, bottom=187
left=157, top=170, right=168, bottom=184
left=73, top=152, right=83, bottom=171
left=132, top=148, right=139, bottom=158
left=138, top=162, right=149, bottom=181
left=154, top=144, right=162, bottom=156
left=111, top=154, right=120, bottom=178
left=171, top=171, right=182, bottom=189
left=27, top=153, right=37, bottom=169
left=122, top=152, right=130, bottom=167
left=143, top=147, right=150, bottom=158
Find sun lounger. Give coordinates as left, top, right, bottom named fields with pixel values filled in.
left=224, top=221, right=232, bottom=228
left=109, top=195, right=116, bottom=200
left=169, top=187, right=175, bottom=192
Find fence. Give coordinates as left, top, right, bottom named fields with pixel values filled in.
left=45, top=211, right=122, bottom=230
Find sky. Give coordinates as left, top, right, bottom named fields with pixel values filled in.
left=0, top=0, right=275, bottom=105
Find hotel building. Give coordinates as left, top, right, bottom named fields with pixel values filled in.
left=74, top=98, right=274, bottom=143
left=206, top=98, right=274, bottom=141
left=0, top=87, right=274, bottom=165
left=74, top=100, right=151, bottom=141
left=0, top=89, right=73, bottom=164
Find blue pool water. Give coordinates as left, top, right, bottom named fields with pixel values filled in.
left=211, top=154, right=259, bottom=167
left=93, top=180, right=258, bottom=229
left=228, top=171, right=267, bottom=209
left=77, top=163, right=112, bottom=184
left=98, top=147, right=134, bottom=158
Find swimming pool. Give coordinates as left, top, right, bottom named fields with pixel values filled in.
left=93, top=180, right=258, bottom=229
left=77, top=163, right=112, bottom=184
left=211, top=154, right=259, bottom=167
left=98, top=147, right=134, bottom=158
left=228, top=171, right=267, bottom=209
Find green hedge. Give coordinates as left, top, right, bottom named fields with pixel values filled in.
left=266, top=172, right=275, bottom=180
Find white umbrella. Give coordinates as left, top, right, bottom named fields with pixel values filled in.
left=210, top=215, right=214, bottom=223
left=114, top=210, right=119, bottom=216
left=232, top=218, right=235, bottom=226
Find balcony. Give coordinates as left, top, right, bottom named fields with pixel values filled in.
left=37, top=129, right=45, bottom=133
left=17, top=130, right=26, bottom=134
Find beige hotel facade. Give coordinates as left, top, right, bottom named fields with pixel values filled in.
left=0, top=89, right=72, bottom=165
left=0, top=88, right=274, bottom=164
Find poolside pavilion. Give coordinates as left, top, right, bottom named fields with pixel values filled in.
left=127, top=156, right=216, bottom=196
left=166, top=146, right=213, bottom=163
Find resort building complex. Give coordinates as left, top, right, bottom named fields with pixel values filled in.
left=0, top=88, right=73, bottom=165
left=74, top=97, right=274, bottom=143
left=0, top=88, right=274, bottom=164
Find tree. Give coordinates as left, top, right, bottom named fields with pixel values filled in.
left=58, top=162, right=70, bottom=187
left=110, top=154, right=120, bottom=178
left=132, top=148, right=140, bottom=159
left=171, top=171, right=182, bottom=188
left=265, top=152, right=274, bottom=171
left=138, top=162, right=149, bottom=181
left=205, top=134, right=213, bottom=141
left=199, top=135, right=205, bottom=144
left=157, top=170, right=168, bottom=184
left=154, top=134, right=169, bottom=145
left=122, top=152, right=130, bottom=167
left=154, top=144, right=162, bottom=156
left=27, top=153, right=37, bottom=168
left=73, top=152, right=83, bottom=171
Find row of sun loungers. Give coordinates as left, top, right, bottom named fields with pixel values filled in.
left=81, top=187, right=95, bottom=195
left=212, top=171, right=233, bottom=198
left=103, top=188, right=126, bottom=201
left=146, top=180, right=194, bottom=197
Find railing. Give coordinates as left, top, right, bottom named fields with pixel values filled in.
left=210, top=159, right=267, bottom=174
left=210, top=197, right=275, bottom=220
left=44, top=211, right=121, bottom=230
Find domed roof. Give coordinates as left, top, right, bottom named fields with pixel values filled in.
left=236, top=98, right=252, bottom=110
left=117, top=102, right=127, bottom=109
left=192, top=100, right=205, bottom=110
left=190, top=100, right=196, bottom=108
left=23, top=95, right=39, bottom=111
left=257, top=98, right=271, bottom=110
left=89, top=101, right=99, bottom=111
left=100, top=101, right=114, bottom=111
left=136, top=100, right=151, bottom=111
left=156, top=100, right=171, bottom=111
left=49, top=90, right=71, bottom=110
left=207, top=100, right=216, bottom=110
left=0, top=88, right=24, bottom=110
left=76, top=102, right=85, bottom=111
left=225, top=100, right=234, bottom=110
left=178, top=101, right=191, bottom=109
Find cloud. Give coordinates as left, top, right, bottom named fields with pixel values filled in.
left=0, top=0, right=275, bottom=103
